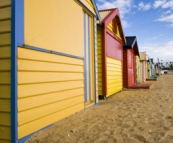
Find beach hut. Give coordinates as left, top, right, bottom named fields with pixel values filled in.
left=136, top=56, right=141, bottom=83
left=123, top=36, right=140, bottom=88
left=0, top=1, right=100, bottom=142
left=97, top=8, right=126, bottom=98
left=139, top=52, right=147, bottom=82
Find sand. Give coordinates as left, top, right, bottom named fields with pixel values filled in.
left=26, top=75, right=173, bottom=143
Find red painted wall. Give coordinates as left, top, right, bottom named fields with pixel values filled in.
left=123, top=49, right=136, bottom=88
left=105, top=30, right=123, bottom=60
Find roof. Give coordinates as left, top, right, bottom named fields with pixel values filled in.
left=123, top=36, right=140, bottom=57
left=98, top=8, right=126, bottom=44
left=77, top=0, right=101, bottom=22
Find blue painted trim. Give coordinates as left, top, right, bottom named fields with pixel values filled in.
left=11, top=1, right=24, bottom=142
left=88, top=15, right=91, bottom=101
left=84, top=12, right=87, bottom=104
left=16, top=0, right=24, bottom=45
left=92, top=0, right=101, bottom=22
left=18, top=125, right=53, bottom=143
left=19, top=45, right=84, bottom=60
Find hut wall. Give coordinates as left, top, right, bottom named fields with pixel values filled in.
left=0, top=1, right=11, bottom=143
left=17, top=0, right=97, bottom=139
left=97, top=25, right=103, bottom=95
left=17, top=48, right=84, bottom=139
left=106, top=57, right=122, bottom=96
left=123, top=50, right=128, bottom=88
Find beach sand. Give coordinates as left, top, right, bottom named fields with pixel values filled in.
left=26, top=75, right=173, bottom=143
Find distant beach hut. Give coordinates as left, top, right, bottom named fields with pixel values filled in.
left=97, top=8, right=126, bottom=97
left=139, top=52, right=147, bottom=82
left=136, top=56, right=141, bottom=83
left=123, top=36, right=140, bottom=88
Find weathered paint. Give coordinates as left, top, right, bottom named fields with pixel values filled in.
left=0, top=1, right=11, bottom=142
left=107, top=57, right=122, bottom=96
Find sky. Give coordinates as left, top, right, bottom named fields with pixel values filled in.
left=95, top=0, right=173, bottom=65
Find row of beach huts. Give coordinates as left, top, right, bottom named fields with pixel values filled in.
left=0, top=1, right=158, bottom=143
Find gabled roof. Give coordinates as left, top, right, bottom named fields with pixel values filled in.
left=123, top=36, right=140, bottom=57
left=77, top=0, right=101, bottom=22
left=99, top=8, right=126, bottom=43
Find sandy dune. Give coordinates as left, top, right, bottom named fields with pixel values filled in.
left=26, top=75, right=173, bottom=143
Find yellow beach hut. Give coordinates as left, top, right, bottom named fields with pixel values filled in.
left=0, top=0, right=101, bottom=142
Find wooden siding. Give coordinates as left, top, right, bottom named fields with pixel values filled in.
left=106, top=57, right=122, bottom=97
left=0, top=2, right=11, bottom=142
left=97, top=25, right=103, bottom=95
left=94, top=18, right=98, bottom=103
left=136, top=56, right=140, bottom=83
left=107, top=18, right=122, bottom=41
left=18, top=48, right=85, bottom=139
left=123, top=50, right=128, bottom=88
left=25, top=0, right=84, bottom=57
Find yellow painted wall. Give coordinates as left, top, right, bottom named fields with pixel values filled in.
left=0, top=1, right=11, bottom=143
left=106, top=57, right=122, bottom=97
left=17, top=48, right=85, bottom=139
left=24, top=0, right=96, bottom=57
left=107, top=18, right=122, bottom=41
left=97, top=25, right=103, bottom=95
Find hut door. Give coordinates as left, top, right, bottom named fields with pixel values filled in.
left=84, top=12, right=94, bottom=106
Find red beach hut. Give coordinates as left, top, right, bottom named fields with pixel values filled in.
left=97, top=8, right=126, bottom=97
left=123, top=36, right=140, bottom=88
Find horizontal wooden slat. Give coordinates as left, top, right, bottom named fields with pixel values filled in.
left=0, top=126, right=10, bottom=140
left=18, top=47, right=83, bottom=65
left=18, top=80, right=84, bottom=98
left=0, top=46, right=11, bottom=58
left=108, top=82, right=122, bottom=88
left=0, top=7, right=11, bottom=20
left=18, top=59, right=83, bottom=72
left=18, top=88, right=84, bottom=111
left=107, top=67, right=122, bottom=72
left=0, top=72, right=10, bottom=84
left=0, top=99, right=10, bottom=112
left=0, top=20, right=11, bottom=33
left=0, top=59, right=10, bottom=71
left=0, top=1, right=11, bottom=7
left=0, top=112, right=10, bottom=126
left=0, top=85, right=10, bottom=99
left=18, top=72, right=83, bottom=84
left=107, top=57, right=122, bottom=65
left=0, top=33, right=11, bottom=46
left=19, top=95, right=83, bottom=125
left=18, top=103, right=84, bottom=139
left=107, top=70, right=122, bottom=76
left=0, top=139, right=10, bottom=143
left=107, top=79, right=122, bottom=84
